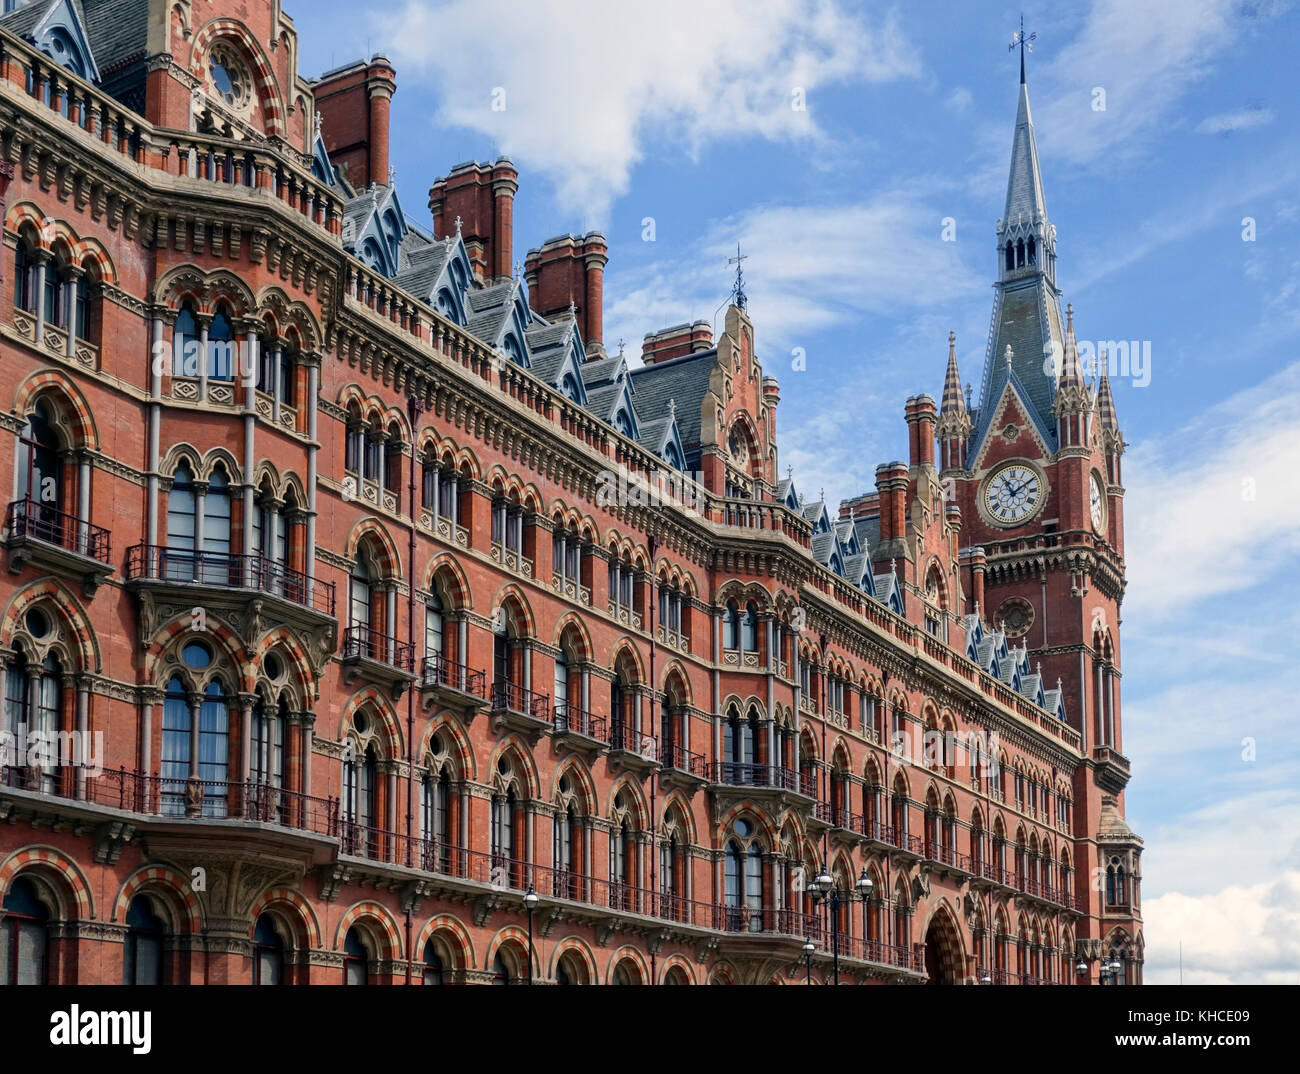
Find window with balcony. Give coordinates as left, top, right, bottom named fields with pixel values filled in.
left=724, top=822, right=764, bottom=932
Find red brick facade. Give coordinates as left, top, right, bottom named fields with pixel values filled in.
left=0, top=0, right=1141, bottom=986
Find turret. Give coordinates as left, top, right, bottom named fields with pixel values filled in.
left=937, top=331, right=972, bottom=471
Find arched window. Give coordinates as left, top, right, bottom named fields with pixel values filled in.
left=253, top=914, right=285, bottom=985
left=173, top=303, right=199, bottom=376
left=17, top=399, right=63, bottom=520
left=343, top=927, right=368, bottom=985
left=1016, top=240, right=1025, bottom=268
left=491, top=950, right=511, bottom=985
left=383, top=421, right=403, bottom=494
left=200, top=466, right=232, bottom=580
left=723, top=600, right=740, bottom=650
left=13, top=236, right=36, bottom=313
left=424, top=590, right=445, bottom=664
left=160, top=675, right=191, bottom=816
left=250, top=694, right=285, bottom=791
left=165, top=462, right=197, bottom=579
left=422, top=940, right=444, bottom=985
left=741, top=602, right=758, bottom=653
left=1027, top=235, right=1037, bottom=265
left=723, top=706, right=759, bottom=774
left=207, top=307, right=233, bottom=381
left=197, top=681, right=230, bottom=816
left=344, top=408, right=364, bottom=474
left=1, top=877, right=49, bottom=985
left=348, top=553, right=374, bottom=633
left=553, top=800, right=580, bottom=897
left=123, top=895, right=166, bottom=985
left=724, top=833, right=764, bottom=933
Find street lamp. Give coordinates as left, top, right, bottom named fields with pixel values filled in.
left=808, top=864, right=873, bottom=985
left=523, top=887, right=539, bottom=984
left=802, top=937, right=816, bottom=984
left=980, top=969, right=992, bottom=985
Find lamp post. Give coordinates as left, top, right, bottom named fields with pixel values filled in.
left=802, top=937, right=816, bottom=984
left=523, top=886, right=539, bottom=984
left=808, top=864, right=873, bottom=985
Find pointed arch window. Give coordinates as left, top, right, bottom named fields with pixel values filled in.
left=208, top=308, right=234, bottom=381
left=17, top=399, right=64, bottom=521
left=13, top=237, right=36, bottom=313
left=722, top=600, right=740, bottom=650
left=160, top=675, right=192, bottom=816
left=164, top=463, right=196, bottom=578
left=250, top=695, right=285, bottom=791
left=173, top=304, right=199, bottom=376
left=197, top=681, right=230, bottom=816
left=202, top=467, right=233, bottom=575
left=724, top=837, right=764, bottom=933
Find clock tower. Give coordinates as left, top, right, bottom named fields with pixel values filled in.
left=936, top=56, right=1141, bottom=944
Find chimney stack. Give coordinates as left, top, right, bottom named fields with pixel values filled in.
left=960, top=546, right=987, bottom=618
left=429, top=158, right=519, bottom=283
left=523, top=233, right=608, bottom=355
left=874, top=461, right=910, bottom=562
left=641, top=321, right=713, bottom=365
left=312, top=54, right=396, bottom=189
left=905, top=394, right=938, bottom=470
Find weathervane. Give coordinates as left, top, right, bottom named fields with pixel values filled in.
left=1009, top=15, right=1036, bottom=84
left=728, top=242, right=749, bottom=310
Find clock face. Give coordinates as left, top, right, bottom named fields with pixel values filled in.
left=1089, top=472, right=1105, bottom=531
left=984, top=463, right=1043, bottom=526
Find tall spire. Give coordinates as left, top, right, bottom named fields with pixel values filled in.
left=971, top=46, right=1066, bottom=461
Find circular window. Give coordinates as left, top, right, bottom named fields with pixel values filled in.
left=996, top=598, right=1035, bottom=639
left=24, top=609, right=50, bottom=638
left=207, top=43, right=250, bottom=110
left=353, top=711, right=370, bottom=735
left=734, top=818, right=753, bottom=837
left=182, top=641, right=212, bottom=668
left=264, top=653, right=283, bottom=681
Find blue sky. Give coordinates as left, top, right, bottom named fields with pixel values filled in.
left=299, top=0, right=1300, bottom=982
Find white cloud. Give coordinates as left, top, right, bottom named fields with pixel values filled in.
left=1121, top=361, right=1300, bottom=623
left=605, top=194, right=984, bottom=359
left=1144, top=871, right=1300, bottom=984
left=376, top=0, right=920, bottom=218
left=1035, top=0, right=1243, bottom=164
left=946, top=86, right=973, bottom=112
left=1197, top=107, right=1276, bottom=135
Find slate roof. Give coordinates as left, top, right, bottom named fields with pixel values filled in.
left=79, top=0, right=148, bottom=76
left=628, top=349, right=717, bottom=461
left=392, top=240, right=452, bottom=299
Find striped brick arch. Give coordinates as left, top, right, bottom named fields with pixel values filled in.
left=13, top=371, right=100, bottom=448
left=112, top=865, right=202, bottom=933
left=0, top=846, right=94, bottom=920
left=415, top=914, right=474, bottom=970
left=484, top=925, right=530, bottom=972
left=921, top=902, right=966, bottom=985
left=142, top=613, right=250, bottom=691
left=188, top=20, right=286, bottom=137
left=346, top=521, right=402, bottom=579
left=247, top=888, right=322, bottom=949
left=1, top=579, right=101, bottom=673
left=334, top=900, right=403, bottom=958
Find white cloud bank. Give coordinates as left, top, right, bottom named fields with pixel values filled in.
left=376, top=0, right=919, bottom=217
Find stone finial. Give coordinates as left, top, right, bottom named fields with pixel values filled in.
left=1004, top=344, right=1014, bottom=370
left=314, top=110, right=324, bottom=135
left=667, top=398, right=677, bottom=419
left=454, top=215, right=463, bottom=236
